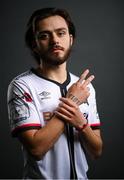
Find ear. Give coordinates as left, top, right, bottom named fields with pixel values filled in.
left=32, top=38, right=40, bottom=53
left=70, top=34, right=73, bottom=46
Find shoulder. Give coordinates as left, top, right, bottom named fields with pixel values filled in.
left=8, top=70, right=35, bottom=94
left=11, top=70, right=33, bottom=82
left=8, top=70, right=35, bottom=87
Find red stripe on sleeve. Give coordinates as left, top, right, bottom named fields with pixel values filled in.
left=89, top=122, right=101, bottom=127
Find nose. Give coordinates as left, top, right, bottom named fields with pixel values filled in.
left=50, top=33, right=59, bottom=45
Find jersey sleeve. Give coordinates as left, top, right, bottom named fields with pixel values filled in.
left=87, top=84, right=101, bottom=129
left=79, top=83, right=101, bottom=130
left=7, top=79, right=42, bottom=137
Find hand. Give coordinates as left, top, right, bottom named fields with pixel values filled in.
left=55, top=97, right=87, bottom=129
left=67, top=69, right=95, bottom=105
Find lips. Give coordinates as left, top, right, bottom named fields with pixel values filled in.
left=49, top=46, right=64, bottom=52
left=51, top=49, right=62, bottom=53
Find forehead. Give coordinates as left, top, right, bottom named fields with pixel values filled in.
left=37, top=15, right=69, bottom=31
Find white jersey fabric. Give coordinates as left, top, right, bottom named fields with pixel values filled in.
left=7, top=69, right=100, bottom=179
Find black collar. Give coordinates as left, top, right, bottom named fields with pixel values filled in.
left=31, top=68, right=71, bottom=88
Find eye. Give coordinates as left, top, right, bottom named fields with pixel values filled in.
left=58, top=30, right=66, bottom=37
left=37, top=32, right=50, bottom=40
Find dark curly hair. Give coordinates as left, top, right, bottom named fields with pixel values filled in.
left=25, top=8, right=76, bottom=64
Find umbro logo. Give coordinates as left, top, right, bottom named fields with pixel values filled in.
left=39, top=91, right=51, bottom=100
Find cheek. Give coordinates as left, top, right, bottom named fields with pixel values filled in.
left=65, top=42, right=72, bottom=50
left=39, top=46, right=48, bottom=53
left=39, top=41, right=49, bottom=50
left=62, top=39, right=71, bottom=49
left=63, top=36, right=73, bottom=48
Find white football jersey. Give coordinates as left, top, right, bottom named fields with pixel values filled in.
left=7, top=69, right=100, bottom=179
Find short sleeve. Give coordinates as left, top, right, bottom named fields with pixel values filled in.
left=87, top=84, right=101, bottom=129
left=7, top=79, right=41, bottom=137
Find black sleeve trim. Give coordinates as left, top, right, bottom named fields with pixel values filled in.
left=90, top=126, right=100, bottom=130
left=12, top=126, right=41, bottom=137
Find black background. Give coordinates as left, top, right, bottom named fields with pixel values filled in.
left=0, top=0, right=124, bottom=179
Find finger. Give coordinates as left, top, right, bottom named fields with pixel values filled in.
left=59, top=97, right=78, bottom=108
left=58, top=101, right=77, bottom=114
left=56, top=106, right=73, bottom=118
left=77, top=69, right=89, bottom=83
left=83, top=75, right=95, bottom=86
left=55, top=111, right=71, bottom=121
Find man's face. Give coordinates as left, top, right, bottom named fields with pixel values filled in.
left=35, top=15, right=73, bottom=66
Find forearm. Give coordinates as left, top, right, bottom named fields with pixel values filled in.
left=79, top=126, right=103, bottom=159
left=55, top=97, right=103, bottom=159
left=19, top=115, right=65, bottom=160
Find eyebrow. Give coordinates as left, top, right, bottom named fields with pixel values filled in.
left=37, top=28, right=68, bottom=34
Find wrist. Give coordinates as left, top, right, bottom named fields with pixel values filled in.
left=76, top=119, right=88, bottom=131
left=67, top=93, right=81, bottom=105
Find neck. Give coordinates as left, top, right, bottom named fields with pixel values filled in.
left=37, top=62, right=67, bottom=84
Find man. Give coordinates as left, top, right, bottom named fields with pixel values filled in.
left=7, top=8, right=103, bottom=179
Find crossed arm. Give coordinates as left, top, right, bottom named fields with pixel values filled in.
left=18, top=69, right=103, bottom=160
